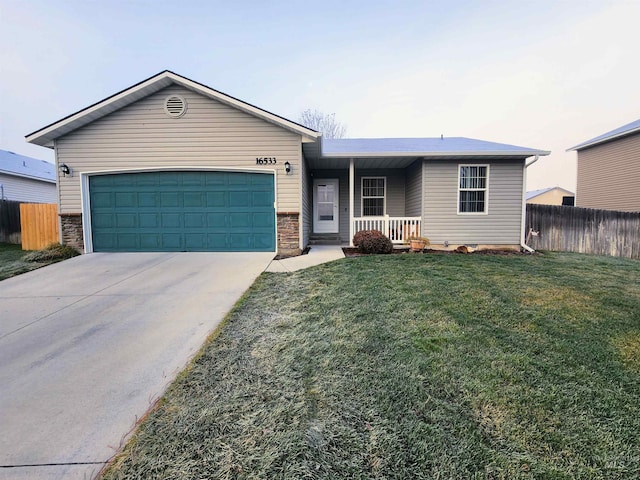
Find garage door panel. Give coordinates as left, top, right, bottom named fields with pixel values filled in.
left=184, top=193, right=204, bottom=207
left=92, top=213, right=114, bottom=228
left=140, top=234, right=160, bottom=249
left=161, top=213, right=181, bottom=228
left=160, top=192, right=180, bottom=207
left=116, top=214, right=137, bottom=228
left=161, top=234, right=182, bottom=249
left=138, top=192, right=157, bottom=207
left=229, top=191, right=249, bottom=207
left=90, top=171, right=275, bottom=252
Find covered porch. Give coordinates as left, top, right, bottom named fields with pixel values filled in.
left=305, top=150, right=424, bottom=246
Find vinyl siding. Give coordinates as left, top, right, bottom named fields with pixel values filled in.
left=301, top=152, right=311, bottom=247
left=423, top=159, right=524, bottom=245
left=576, top=132, right=640, bottom=212
left=355, top=169, right=405, bottom=216
left=55, top=85, right=302, bottom=214
left=0, top=173, right=56, bottom=203
left=527, top=189, right=573, bottom=206
left=404, top=160, right=422, bottom=216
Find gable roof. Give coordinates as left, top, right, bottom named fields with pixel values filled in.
left=319, top=137, right=550, bottom=158
left=0, top=150, right=56, bottom=183
left=568, top=118, right=640, bottom=151
left=26, top=70, right=319, bottom=148
left=526, top=186, right=574, bottom=201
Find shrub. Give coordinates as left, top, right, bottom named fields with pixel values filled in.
left=353, top=230, right=393, bottom=254
left=352, top=229, right=382, bottom=248
left=23, top=243, right=80, bottom=262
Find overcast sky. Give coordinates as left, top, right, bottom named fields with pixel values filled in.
left=2, top=0, right=639, bottom=191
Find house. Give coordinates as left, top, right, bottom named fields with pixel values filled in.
left=25, top=71, right=550, bottom=254
left=569, top=118, right=640, bottom=212
left=0, top=150, right=56, bottom=203
left=526, top=186, right=574, bottom=206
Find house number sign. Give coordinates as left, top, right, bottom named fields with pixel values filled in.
left=256, top=157, right=277, bottom=165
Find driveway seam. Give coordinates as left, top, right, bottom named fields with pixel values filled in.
left=0, top=254, right=178, bottom=341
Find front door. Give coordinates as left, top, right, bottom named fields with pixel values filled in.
left=313, top=179, right=339, bottom=233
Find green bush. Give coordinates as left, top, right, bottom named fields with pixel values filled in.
left=354, top=230, right=393, bottom=254
left=23, top=243, right=80, bottom=262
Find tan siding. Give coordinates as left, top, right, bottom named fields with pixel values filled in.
left=301, top=153, right=311, bottom=247
left=0, top=173, right=57, bottom=203
left=56, top=85, right=302, bottom=214
left=404, top=160, right=422, bottom=216
left=527, top=189, right=573, bottom=206
left=423, top=159, right=524, bottom=245
left=576, top=132, right=640, bottom=212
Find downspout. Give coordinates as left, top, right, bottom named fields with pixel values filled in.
left=520, top=154, right=539, bottom=253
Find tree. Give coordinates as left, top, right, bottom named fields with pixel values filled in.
left=298, top=109, right=346, bottom=139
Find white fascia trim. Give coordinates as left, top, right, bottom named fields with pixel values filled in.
left=568, top=127, right=640, bottom=151
left=0, top=171, right=56, bottom=183
left=27, top=71, right=320, bottom=146
left=167, top=73, right=319, bottom=140
left=322, top=150, right=551, bottom=158
left=26, top=74, right=171, bottom=145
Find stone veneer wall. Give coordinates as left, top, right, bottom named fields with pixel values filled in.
left=60, top=213, right=84, bottom=253
left=277, top=212, right=300, bottom=256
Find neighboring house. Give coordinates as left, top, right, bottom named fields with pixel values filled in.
left=526, top=186, right=575, bottom=206
left=569, top=118, right=640, bottom=212
left=26, top=71, right=550, bottom=254
left=0, top=150, right=56, bottom=203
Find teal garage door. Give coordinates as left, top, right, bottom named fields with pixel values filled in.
left=89, top=171, right=275, bottom=252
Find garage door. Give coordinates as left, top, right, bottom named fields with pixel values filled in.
left=89, top=171, right=275, bottom=252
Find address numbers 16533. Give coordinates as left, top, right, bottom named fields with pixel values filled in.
left=256, top=157, right=277, bottom=165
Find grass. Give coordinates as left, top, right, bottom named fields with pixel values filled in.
left=102, top=252, right=640, bottom=480
left=0, top=242, right=79, bottom=280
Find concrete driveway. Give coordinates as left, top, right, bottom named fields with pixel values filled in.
left=0, top=252, right=273, bottom=480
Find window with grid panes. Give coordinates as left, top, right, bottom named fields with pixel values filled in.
left=361, top=177, right=385, bottom=216
left=458, top=165, right=488, bottom=213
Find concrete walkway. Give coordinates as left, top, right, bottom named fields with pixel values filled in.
left=266, top=245, right=346, bottom=272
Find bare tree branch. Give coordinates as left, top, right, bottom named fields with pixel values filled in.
left=298, top=109, right=347, bottom=139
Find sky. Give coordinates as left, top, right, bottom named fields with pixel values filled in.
left=1, top=0, right=639, bottom=192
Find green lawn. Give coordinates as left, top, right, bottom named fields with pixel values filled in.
left=102, top=252, right=640, bottom=480
left=0, top=242, right=79, bottom=280
left=0, top=243, right=46, bottom=280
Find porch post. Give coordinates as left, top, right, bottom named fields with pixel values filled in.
left=349, top=158, right=354, bottom=246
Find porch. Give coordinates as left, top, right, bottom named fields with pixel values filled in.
left=353, top=216, right=422, bottom=244
left=308, top=157, right=424, bottom=246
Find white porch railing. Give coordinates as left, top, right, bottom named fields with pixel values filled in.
left=353, top=216, right=422, bottom=244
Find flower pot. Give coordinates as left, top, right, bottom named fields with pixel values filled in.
left=409, top=239, right=426, bottom=252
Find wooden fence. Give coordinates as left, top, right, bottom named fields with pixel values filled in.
left=0, top=200, right=21, bottom=244
left=20, top=203, right=59, bottom=250
left=525, top=204, right=640, bottom=259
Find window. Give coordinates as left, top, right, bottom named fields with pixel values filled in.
left=361, top=177, right=385, bottom=216
left=458, top=165, right=488, bottom=214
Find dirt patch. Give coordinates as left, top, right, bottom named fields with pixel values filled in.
left=273, top=246, right=310, bottom=260
left=342, top=247, right=533, bottom=257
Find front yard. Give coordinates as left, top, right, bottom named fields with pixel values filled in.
left=103, top=252, right=639, bottom=479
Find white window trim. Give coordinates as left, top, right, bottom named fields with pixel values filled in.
left=361, top=176, right=386, bottom=217
left=457, top=164, right=490, bottom=215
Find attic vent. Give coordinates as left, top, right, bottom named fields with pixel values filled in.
left=164, top=95, right=187, bottom=118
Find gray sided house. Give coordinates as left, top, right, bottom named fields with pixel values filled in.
left=569, top=118, right=640, bottom=212
left=0, top=150, right=56, bottom=203
left=26, top=71, right=549, bottom=254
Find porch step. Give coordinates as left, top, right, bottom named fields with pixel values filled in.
left=308, top=234, right=343, bottom=245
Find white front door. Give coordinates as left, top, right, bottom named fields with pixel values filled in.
left=313, top=179, right=339, bottom=233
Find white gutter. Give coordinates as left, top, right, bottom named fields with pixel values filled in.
left=520, top=154, right=540, bottom=253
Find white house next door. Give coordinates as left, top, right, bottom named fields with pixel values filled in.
left=313, top=179, right=339, bottom=233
